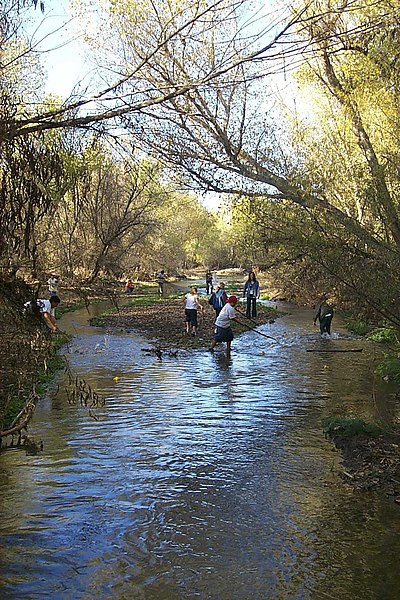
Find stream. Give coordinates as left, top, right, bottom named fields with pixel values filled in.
left=1, top=299, right=400, bottom=599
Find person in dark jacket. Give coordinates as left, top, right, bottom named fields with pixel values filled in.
left=209, top=282, right=228, bottom=317
left=156, top=270, right=166, bottom=297
left=313, top=296, right=334, bottom=336
left=243, top=271, right=260, bottom=319
left=205, top=271, right=213, bottom=295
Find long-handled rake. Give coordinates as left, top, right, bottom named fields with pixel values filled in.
left=235, top=307, right=278, bottom=342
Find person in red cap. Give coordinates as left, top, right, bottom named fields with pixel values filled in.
left=209, top=295, right=239, bottom=358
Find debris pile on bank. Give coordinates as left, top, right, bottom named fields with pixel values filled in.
left=324, top=418, right=400, bottom=501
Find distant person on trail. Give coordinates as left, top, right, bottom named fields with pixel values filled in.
left=184, top=287, right=204, bottom=336
left=156, top=270, right=166, bottom=297
left=209, top=295, right=239, bottom=358
left=205, top=271, right=213, bottom=295
left=243, top=271, right=260, bottom=319
left=313, top=296, right=334, bottom=336
left=24, top=296, right=60, bottom=333
left=48, top=273, right=59, bottom=297
left=125, top=279, right=134, bottom=293
left=208, top=282, right=228, bottom=317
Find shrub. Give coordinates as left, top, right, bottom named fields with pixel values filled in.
left=345, top=319, right=373, bottom=336
left=367, top=327, right=399, bottom=344
left=375, top=356, right=400, bottom=382
left=322, top=416, right=383, bottom=438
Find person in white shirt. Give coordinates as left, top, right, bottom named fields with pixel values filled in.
left=156, top=270, right=166, bottom=297
left=24, top=296, right=60, bottom=333
left=48, top=273, right=59, bottom=297
left=184, top=287, right=203, bottom=336
left=209, top=295, right=239, bottom=358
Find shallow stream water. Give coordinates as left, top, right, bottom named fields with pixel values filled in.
left=1, top=298, right=400, bottom=599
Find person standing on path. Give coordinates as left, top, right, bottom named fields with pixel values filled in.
left=243, top=271, right=260, bottom=319
left=205, top=271, right=213, bottom=295
left=209, top=295, right=239, bottom=359
left=48, top=273, right=59, bottom=298
left=313, top=296, right=334, bottom=337
left=184, top=287, right=204, bottom=336
left=156, top=270, right=166, bottom=297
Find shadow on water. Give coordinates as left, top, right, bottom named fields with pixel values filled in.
left=1, top=301, right=400, bottom=599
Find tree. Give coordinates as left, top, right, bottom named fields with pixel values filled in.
left=113, top=0, right=400, bottom=323
left=124, top=190, right=227, bottom=276
left=0, top=0, right=332, bottom=140
left=37, top=141, right=173, bottom=281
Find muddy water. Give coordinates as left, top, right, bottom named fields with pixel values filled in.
left=1, top=301, right=400, bottom=599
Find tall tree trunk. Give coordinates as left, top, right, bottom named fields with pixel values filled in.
left=321, top=49, right=400, bottom=249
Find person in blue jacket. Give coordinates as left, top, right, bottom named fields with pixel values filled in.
left=243, top=271, right=260, bottom=319
left=209, top=282, right=228, bottom=317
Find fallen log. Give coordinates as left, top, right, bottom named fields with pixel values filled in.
left=306, top=348, right=363, bottom=353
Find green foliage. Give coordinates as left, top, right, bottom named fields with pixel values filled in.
left=345, top=319, right=373, bottom=336
left=375, top=356, right=400, bottom=383
left=51, top=332, right=71, bottom=351
left=2, top=396, right=25, bottom=431
left=56, top=302, right=87, bottom=317
left=259, top=293, right=272, bottom=301
left=322, top=417, right=383, bottom=439
left=367, top=327, right=399, bottom=344
left=56, top=300, right=104, bottom=318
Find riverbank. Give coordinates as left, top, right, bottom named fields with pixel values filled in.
left=0, top=276, right=112, bottom=440
left=324, top=418, right=400, bottom=501
left=332, top=431, right=400, bottom=501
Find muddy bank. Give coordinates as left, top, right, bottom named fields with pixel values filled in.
left=330, top=431, right=400, bottom=501
left=90, top=298, right=279, bottom=350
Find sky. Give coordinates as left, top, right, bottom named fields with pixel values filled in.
left=27, top=0, right=88, bottom=97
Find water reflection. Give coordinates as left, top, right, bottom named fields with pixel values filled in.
left=1, top=302, right=400, bottom=599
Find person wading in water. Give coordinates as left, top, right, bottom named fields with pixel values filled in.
left=209, top=295, right=239, bottom=358
left=313, top=296, right=335, bottom=337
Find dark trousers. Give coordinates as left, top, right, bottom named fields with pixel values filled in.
left=320, top=315, right=333, bottom=335
left=246, top=296, right=257, bottom=318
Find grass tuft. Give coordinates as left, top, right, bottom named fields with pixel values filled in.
left=375, top=356, right=400, bottom=382
left=322, top=416, right=384, bottom=438
left=367, top=327, right=399, bottom=344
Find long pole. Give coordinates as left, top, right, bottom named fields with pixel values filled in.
left=235, top=308, right=277, bottom=342
left=235, top=307, right=259, bottom=326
